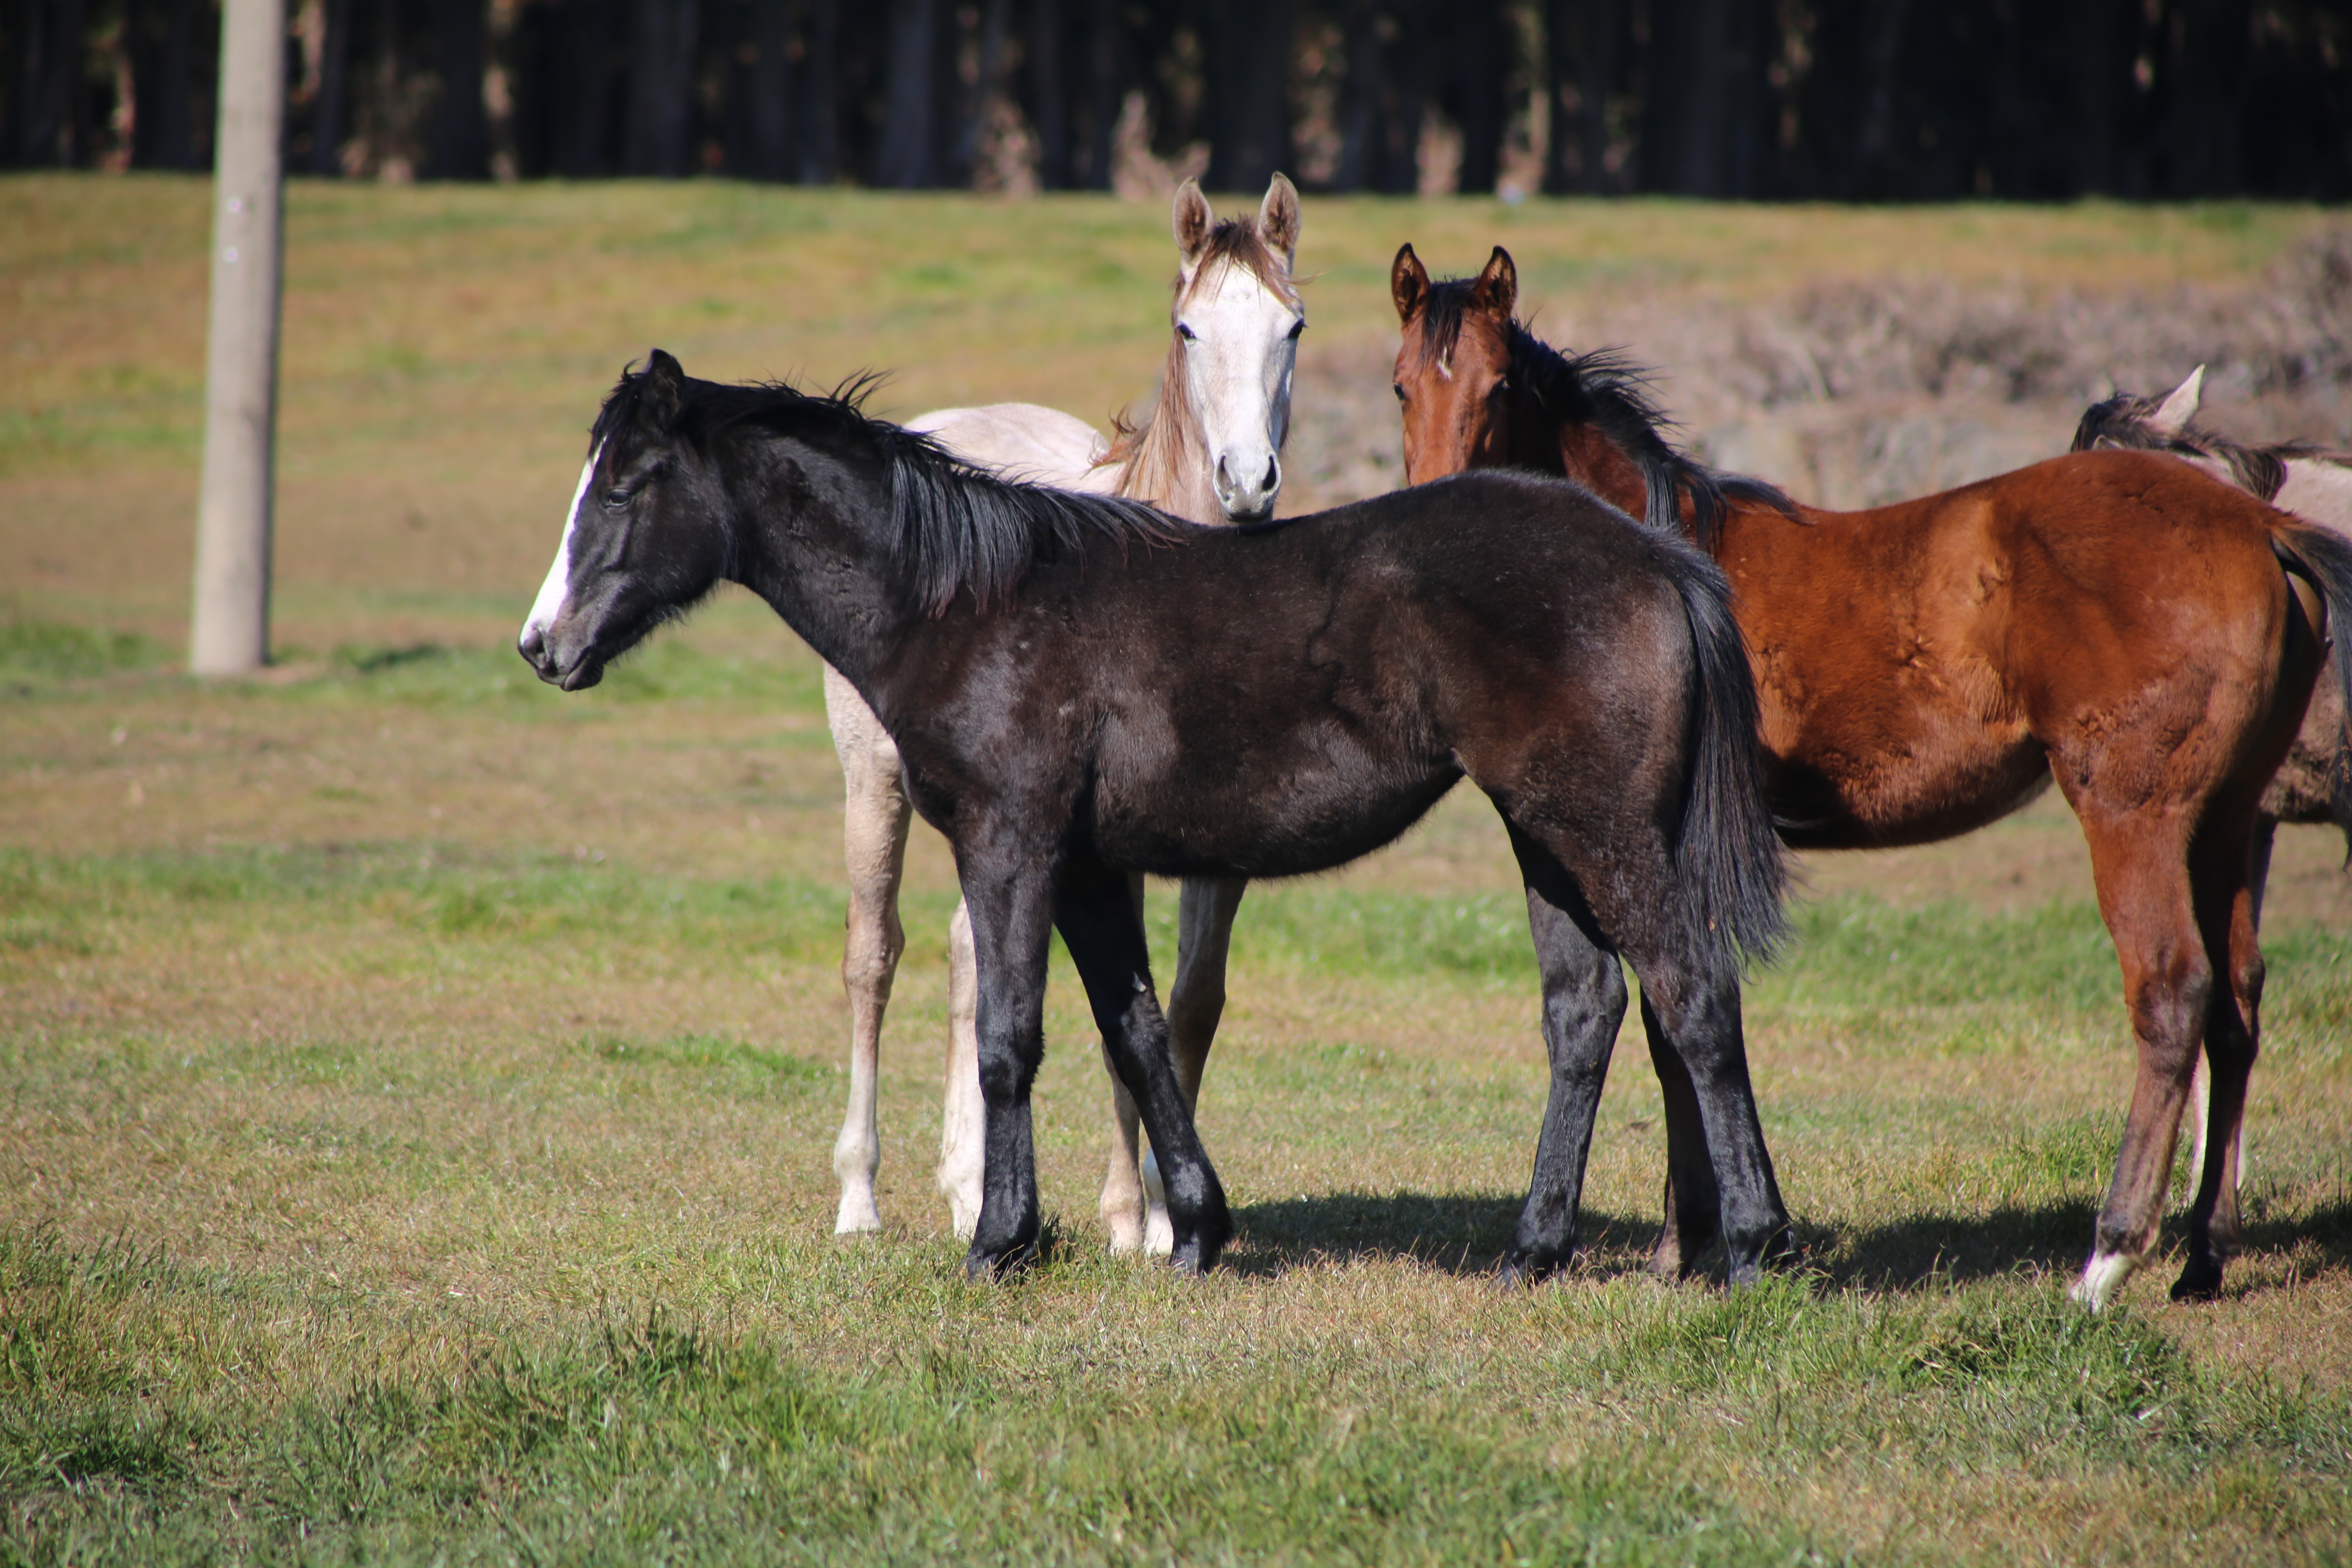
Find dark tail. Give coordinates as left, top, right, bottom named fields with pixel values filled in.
left=1663, top=546, right=1789, bottom=971
left=2272, top=522, right=2352, bottom=822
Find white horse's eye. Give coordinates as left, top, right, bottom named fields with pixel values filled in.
left=1176, top=322, right=1197, bottom=341
left=1285, top=320, right=1304, bottom=341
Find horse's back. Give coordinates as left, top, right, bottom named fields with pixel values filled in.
left=907, top=403, right=1118, bottom=494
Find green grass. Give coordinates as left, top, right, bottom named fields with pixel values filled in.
left=7, top=178, right=2352, bottom=1560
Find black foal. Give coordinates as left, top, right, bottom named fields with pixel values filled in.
left=520, top=352, right=1794, bottom=1283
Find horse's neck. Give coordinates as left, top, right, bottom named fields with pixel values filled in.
left=731, top=439, right=920, bottom=684
left=1109, top=340, right=1225, bottom=526
left=2275, top=451, right=2352, bottom=532
left=1112, top=405, right=1218, bottom=524
left=1552, top=417, right=1653, bottom=523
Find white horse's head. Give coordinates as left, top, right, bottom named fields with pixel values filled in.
left=1167, top=175, right=1303, bottom=521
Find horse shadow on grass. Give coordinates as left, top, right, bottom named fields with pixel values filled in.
left=1223, top=1190, right=2352, bottom=1295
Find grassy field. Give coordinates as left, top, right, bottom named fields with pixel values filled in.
left=4, top=177, right=2352, bottom=1564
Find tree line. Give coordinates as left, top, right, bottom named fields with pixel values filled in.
left=5, top=0, right=2348, bottom=198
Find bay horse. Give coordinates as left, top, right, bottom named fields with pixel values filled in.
left=816, top=176, right=1303, bottom=1254
left=1390, top=244, right=2352, bottom=1308
left=2074, top=367, right=2352, bottom=1197
left=519, top=350, right=1795, bottom=1284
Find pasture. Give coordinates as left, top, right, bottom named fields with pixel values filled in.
left=4, top=176, right=2352, bottom=1563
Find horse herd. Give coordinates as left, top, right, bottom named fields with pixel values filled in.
left=517, top=176, right=2352, bottom=1311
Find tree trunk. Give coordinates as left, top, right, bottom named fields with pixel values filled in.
left=624, top=0, right=697, bottom=176
left=1079, top=0, right=1115, bottom=188
left=1452, top=0, right=1503, bottom=193
left=1030, top=0, right=1065, bottom=186
left=877, top=0, right=935, bottom=187
left=1578, top=0, right=1621, bottom=193
left=1205, top=0, right=1291, bottom=194
left=798, top=0, right=835, bottom=182
left=749, top=0, right=793, bottom=179
left=1334, top=0, right=1380, bottom=193
left=428, top=0, right=486, bottom=176
left=2169, top=0, right=2250, bottom=195
left=309, top=0, right=353, bottom=172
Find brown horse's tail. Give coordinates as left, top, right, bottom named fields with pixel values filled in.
left=1662, top=543, right=1790, bottom=971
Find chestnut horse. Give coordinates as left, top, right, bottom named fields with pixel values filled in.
left=1390, top=244, right=2352, bottom=1309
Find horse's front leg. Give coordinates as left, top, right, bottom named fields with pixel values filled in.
left=1501, top=830, right=1629, bottom=1283
left=824, top=664, right=912, bottom=1236
left=1060, top=865, right=1233, bottom=1273
left=1134, top=874, right=1248, bottom=1255
left=959, top=853, right=1061, bottom=1278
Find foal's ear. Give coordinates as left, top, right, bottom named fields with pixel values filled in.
left=2149, top=365, right=2206, bottom=437
left=638, top=348, right=686, bottom=432
left=1256, top=172, right=1301, bottom=266
left=1172, top=180, right=1214, bottom=269
left=1391, top=244, right=1430, bottom=324
left=1469, top=246, right=1518, bottom=318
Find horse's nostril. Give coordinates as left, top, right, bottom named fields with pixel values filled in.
left=517, top=625, right=545, bottom=663
left=1263, top=456, right=1280, bottom=492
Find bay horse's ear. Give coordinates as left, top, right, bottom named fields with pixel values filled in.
left=2149, top=365, right=2205, bottom=437
left=1172, top=180, right=1214, bottom=270
left=1391, top=244, right=1430, bottom=325
left=639, top=348, right=686, bottom=432
left=1256, top=172, right=1301, bottom=267
left=1469, top=246, right=1518, bottom=319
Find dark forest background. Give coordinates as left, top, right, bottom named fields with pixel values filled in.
left=3, top=0, right=2348, bottom=198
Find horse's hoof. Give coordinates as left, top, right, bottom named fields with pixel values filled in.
left=963, top=1239, right=1038, bottom=1281
left=1497, top=1251, right=1561, bottom=1290
left=2168, top=1256, right=2224, bottom=1303
left=1167, top=1224, right=1229, bottom=1276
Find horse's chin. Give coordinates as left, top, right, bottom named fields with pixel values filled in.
left=557, top=657, right=605, bottom=692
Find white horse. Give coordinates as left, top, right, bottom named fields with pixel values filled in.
left=824, top=175, right=1305, bottom=1254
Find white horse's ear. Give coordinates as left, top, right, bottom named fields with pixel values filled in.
left=1256, top=172, right=1300, bottom=266
left=2150, top=365, right=2205, bottom=436
left=1172, top=180, right=1214, bottom=270
left=1470, top=245, right=1517, bottom=318
left=1391, top=243, right=1430, bottom=324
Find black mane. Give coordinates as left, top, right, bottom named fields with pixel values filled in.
left=2069, top=391, right=2325, bottom=503
left=593, top=365, right=1198, bottom=616
left=1415, top=281, right=1796, bottom=551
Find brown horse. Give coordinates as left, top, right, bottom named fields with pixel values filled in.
left=1389, top=243, right=2352, bottom=1309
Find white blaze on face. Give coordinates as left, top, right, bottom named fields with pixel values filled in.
left=1178, top=258, right=1300, bottom=519
left=521, top=440, right=604, bottom=647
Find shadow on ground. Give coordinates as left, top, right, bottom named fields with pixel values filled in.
left=1224, top=1190, right=2352, bottom=1294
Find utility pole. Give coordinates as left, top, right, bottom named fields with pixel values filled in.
left=189, top=0, right=287, bottom=675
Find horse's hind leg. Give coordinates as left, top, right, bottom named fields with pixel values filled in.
left=824, top=665, right=913, bottom=1236
left=2174, top=805, right=2268, bottom=1301
left=1135, top=874, right=1249, bottom=1255
left=938, top=902, right=985, bottom=1240
left=1096, top=874, right=1152, bottom=1254
left=1643, top=1004, right=1724, bottom=1278
left=2065, top=809, right=2208, bottom=1310
left=2185, top=812, right=2272, bottom=1225
left=1499, top=825, right=1630, bottom=1283
left=1058, top=865, right=1233, bottom=1273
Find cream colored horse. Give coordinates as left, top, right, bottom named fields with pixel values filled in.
left=826, top=175, right=1305, bottom=1254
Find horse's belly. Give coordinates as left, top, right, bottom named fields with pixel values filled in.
left=1092, top=764, right=1459, bottom=879
left=1766, top=714, right=2050, bottom=851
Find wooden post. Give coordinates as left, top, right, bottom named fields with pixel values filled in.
left=189, top=0, right=287, bottom=675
